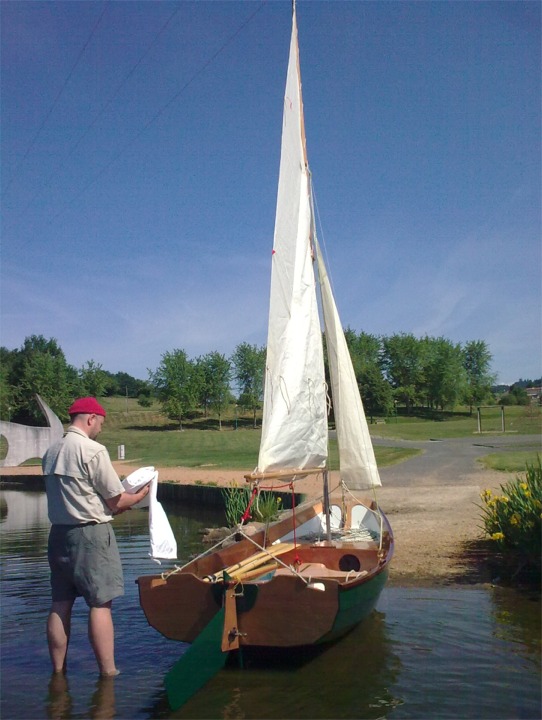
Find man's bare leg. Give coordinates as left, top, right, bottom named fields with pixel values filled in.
left=88, top=602, right=118, bottom=676
left=47, top=599, right=74, bottom=673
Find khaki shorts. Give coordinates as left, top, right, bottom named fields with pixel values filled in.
left=48, top=522, right=124, bottom=607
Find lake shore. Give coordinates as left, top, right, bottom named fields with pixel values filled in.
left=2, top=460, right=508, bottom=587
left=116, top=461, right=506, bottom=587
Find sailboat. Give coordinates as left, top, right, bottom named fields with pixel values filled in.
left=137, top=3, right=393, bottom=707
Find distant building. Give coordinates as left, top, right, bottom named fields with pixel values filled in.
left=525, top=387, right=542, bottom=405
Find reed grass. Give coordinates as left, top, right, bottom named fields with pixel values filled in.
left=221, top=483, right=282, bottom=527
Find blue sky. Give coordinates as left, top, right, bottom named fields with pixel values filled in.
left=1, top=1, right=540, bottom=385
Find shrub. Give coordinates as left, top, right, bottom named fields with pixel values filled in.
left=479, top=455, right=542, bottom=572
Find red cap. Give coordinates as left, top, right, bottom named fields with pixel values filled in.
left=68, top=397, right=106, bottom=417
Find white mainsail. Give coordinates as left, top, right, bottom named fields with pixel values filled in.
left=257, top=9, right=327, bottom=475
left=314, top=235, right=382, bottom=490
left=258, top=5, right=380, bottom=492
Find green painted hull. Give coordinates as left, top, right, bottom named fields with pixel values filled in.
left=321, top=568, right=389, bottom=644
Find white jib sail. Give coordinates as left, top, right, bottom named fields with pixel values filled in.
left=257, top=10, right=327, bottom=475
left=314, top=236, right=382, bottom=490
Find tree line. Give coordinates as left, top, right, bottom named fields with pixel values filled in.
left=0, top=332, right=534, bottom=427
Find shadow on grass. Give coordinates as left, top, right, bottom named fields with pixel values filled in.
left=125, top=418, right=259, bottom=432
left=125, top=424, right=179, bottom=431
left=396, top=407, right=473, bottom=421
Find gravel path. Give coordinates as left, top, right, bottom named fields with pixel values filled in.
left=374, top=433, right=540, bottom=487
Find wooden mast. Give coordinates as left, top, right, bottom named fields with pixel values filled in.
left=294, top=0, right=332, bottom=539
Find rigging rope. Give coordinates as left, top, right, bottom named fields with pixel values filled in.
left=340, top=480, right=385, bottom=553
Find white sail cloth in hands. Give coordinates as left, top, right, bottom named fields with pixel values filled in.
left=122, top=466, right=177, bottom=560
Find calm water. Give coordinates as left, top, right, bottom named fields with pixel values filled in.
left=1, top=489, right=540, bottom=720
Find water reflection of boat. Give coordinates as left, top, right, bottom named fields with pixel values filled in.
left=175, top=611, right=402, bottom=720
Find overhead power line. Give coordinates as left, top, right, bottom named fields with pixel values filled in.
left=4, top=1, right=267, bottom=243
left=47, top=1, right=267, bottom=225
left=19, top=4, right=181, bottom=217
left=2, top=0, right=110, bottom=197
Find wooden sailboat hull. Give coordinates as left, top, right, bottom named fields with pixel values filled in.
left=137, top=12, right=395, bottom=707
left=137, top=500, right=393, bottom=650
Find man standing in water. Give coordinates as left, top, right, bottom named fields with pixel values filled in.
left=43, top=397, right=150, bottom=676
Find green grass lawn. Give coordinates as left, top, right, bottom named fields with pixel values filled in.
left=98, top=402, right=540, bottom=472
left=479, top=451, right=542, bottom=474
left=372, top=404, right=541, bottom=440
left=6, top=399, right=539, bottom=473
left=99, top=426, right=421, bottom=471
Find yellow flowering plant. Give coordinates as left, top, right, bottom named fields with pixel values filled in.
left=479, top=455, right=541, bottom=570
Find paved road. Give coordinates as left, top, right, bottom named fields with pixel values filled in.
left=372, top=433, right=541, bottom=488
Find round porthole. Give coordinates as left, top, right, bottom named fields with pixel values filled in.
left=338, top=554, right=361, bottom=572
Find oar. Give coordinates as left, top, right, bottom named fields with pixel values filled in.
left=204, top=542, right=295, bottom=583
left=164, top=607, right=227, bottom=711
left=203, top=548, right=274, bottom=582
left=230, top=561, right=278, bottom=583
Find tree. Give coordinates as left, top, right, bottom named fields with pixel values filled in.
left=462, top=340, right=495, bottom=413
left=342, top=329, right=393, bottom=417
left=104, top=371, right=150, bottom=398
left=8, top=335, right=80, bottom=423
left=502, top=385, right=530, bottom=406
left=196, top=352, right=233, bottom=429
left=231, top=343, right=265, bottom=428
left=149, top=349, right=198, bottom=430
left=0, top=347, right=19, bottom=421
left=358, top=363, right=395, bottom=420
left=137, top=386, right=154, bottom=408
left=423, top=336, right=467, bottom=411
left=381, top=333, right=426, bottom=412
left=79, top=360, right=108, bottom=398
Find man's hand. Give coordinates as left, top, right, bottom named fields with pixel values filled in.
left=106, top=481, right=152, bottom=514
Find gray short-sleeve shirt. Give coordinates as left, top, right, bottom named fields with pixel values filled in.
left=43, top=426, right=124, bottom=525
